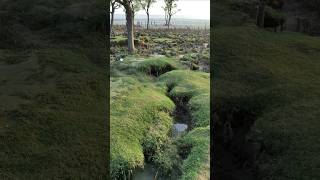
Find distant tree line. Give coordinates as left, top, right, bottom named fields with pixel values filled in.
left=256, top=0, right=285, bottom=32
left=256, top=0, right=320, bottom=33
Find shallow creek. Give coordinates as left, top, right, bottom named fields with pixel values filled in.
left=132, top=92, right=192, bottom=180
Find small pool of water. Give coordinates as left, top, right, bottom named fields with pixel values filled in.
left=132, top=163, right=167, bottom=180
left=172, top=123, right=188, bottom=137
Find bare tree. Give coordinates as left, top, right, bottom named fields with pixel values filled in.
left=137, top=0, right=156, bottom=29
left=163, top=0, right=180, bottom=29
left=110, top=0, right=121, bottom=36
left=115, top=0, right=140, bottom=53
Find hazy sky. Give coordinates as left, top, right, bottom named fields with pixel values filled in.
left=114, top=0, right=210, bottom=20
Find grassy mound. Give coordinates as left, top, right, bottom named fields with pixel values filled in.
left=159, top=70, right=210, bottom=127
left=110, top=57, right=177, bottom=178
left=136, top=57, right=179, bottom=77
left=213, top=25, right=320, bottom=179
left=110, top=79, right=175, bottom=178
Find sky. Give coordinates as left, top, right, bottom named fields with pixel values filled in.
left=114, top=0, right=210, bottom=20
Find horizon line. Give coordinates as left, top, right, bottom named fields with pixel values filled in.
left=113, top=14, right=210, bottom=20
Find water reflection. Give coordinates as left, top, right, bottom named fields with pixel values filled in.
left=172, top=123, right=188, bottom=137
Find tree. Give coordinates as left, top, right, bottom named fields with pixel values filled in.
left=131, top=0, right=141, bottom=31
left=131, top=1, right=141, bottom=18
left=110, top=0, right=121, bottom=36
left=115, top=0, right=139, bottom=53
left=163, top=0, right=180, bottom=29
left=137, top=0, right=156, bottom=29
left=256, top=0, right=266, bottom=28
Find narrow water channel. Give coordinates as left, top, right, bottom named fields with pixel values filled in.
left=132, top=90, right=193, bottom=180
left=132, top=163, right=167, bottom=180
left=171, top=96, right=192, bottom=137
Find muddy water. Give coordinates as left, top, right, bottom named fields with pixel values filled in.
left=132, top=164, right=167, bottom=180
left=172, top=123, right=188, bottom=137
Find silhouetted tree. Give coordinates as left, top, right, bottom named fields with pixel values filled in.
left=137, top=0, right=156, bottom=29
left=163, top=0, right=180, bottom=29
left=256, top=0, right=266, bottom=28
left=110, top=0, right=121, bottom=35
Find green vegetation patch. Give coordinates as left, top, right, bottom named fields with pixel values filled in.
left=0, top=48, right=107, bottom=179
left=153, top=37, right=173, bottom=43
left=213, top=25, right=320, bottom=179
left=159, top=70, right=210, bottom=126
left=110, top=75, right=175, bottom=178
left=136, top=57, right=180, bottom=77
left=159, top=70, right=210, bottom=179
left=110, top=36, right=127, bottom=46
left=179, top=126, right=210, bottom=180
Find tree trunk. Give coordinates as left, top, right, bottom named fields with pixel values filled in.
left=168, top=15, right=171, bottom=29
left=125, top=4, right=135, bottom=54
left=147, top=12, right=150, bottom=30
left=110, top=7, right=115, bottom=36
left=257, top=0, right=265, bottom=28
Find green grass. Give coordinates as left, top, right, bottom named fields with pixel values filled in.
left=136, top=57, right=181, bottom=76
left=110, top=57, right=177, bottom=178
left=110, top=76, right=175, bottom=178
left=111, top=56, right=210, bottom=179
left=0, top=1, right=107, bottom=178
left=110, top=36, right=127, bottom=46
left=213, top=25, right=320, bottom=179
left=0, top=46, right=108, bottom=179
left=179, top=126, right=210, bottom=180
left=158, top=70, right=210, bottom=178
left=159, top=70, right=210, bottom=127
left=153, top=38, right=173, bottom=43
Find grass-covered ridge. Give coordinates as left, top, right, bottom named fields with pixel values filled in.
left=110, top=76, right=175, bottom=178
left=159, top=70, right=210, bottom=127
left=179, top=126, right=210, bottom=180
left=213, top=25, right=320, bottom=179
left=136, top=57, right=180, bottom=77
left=158, top=70, right=210, bottom=179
